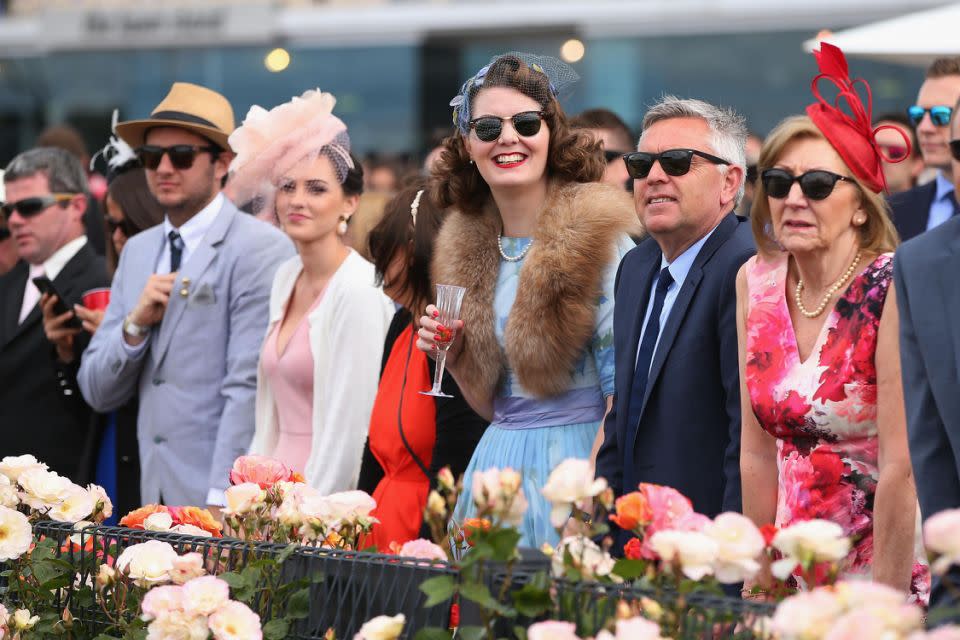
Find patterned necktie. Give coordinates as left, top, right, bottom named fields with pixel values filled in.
left=168, top=230, right=184, bottom=272
left=622, top=266, right=674, bottom=493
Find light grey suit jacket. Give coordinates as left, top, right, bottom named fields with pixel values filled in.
left=78, top=197, right=294, bottom=506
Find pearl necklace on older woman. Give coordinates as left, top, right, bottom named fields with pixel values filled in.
left=794, top=249, right=862, bottom=319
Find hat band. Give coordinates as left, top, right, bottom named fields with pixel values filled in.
left=150, top=110, right=221, bottom=132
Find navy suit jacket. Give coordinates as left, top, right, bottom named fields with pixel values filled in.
left=889, top=181, right=936, bottom=243
left=894, top=214, right=960, bottom=611
left=596, top=213, right=755, bottom=546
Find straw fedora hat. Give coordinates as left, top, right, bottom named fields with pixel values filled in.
left=116, top=82, right=235, bottom=152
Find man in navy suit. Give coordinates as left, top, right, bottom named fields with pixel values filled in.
left=596, top=97, right=754, bottom=551
left=895, top=98, right=960, bottom=611
left=890, top=57, right=960, bottom=242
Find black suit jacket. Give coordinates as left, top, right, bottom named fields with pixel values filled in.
left=889, top=180, right=936, bottom=243
left=596, top=213, right=755, bottom=549
left=0, top=243, right=109, bottom=479
left=894, top=216, right=960, bottom=611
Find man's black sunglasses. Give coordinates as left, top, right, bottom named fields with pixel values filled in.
left=950, top=139, right=960, bottom=162
left=623, top=148, right=730, bottom=180
left=0, top=193, right=78, bottom=219
left=469, top=111, right=544, bottom=143
left=137, top=144, right=218, bottom=170
left=761, top=168, right=855, bottom=201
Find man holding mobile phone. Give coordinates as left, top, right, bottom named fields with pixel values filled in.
left=0, top=147, right=109, bottom=479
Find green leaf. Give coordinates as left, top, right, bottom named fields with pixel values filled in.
left=218, top=571, right=247, bottom=590
left=262, top=619, right=290, bottom=640
left=413, top=629, right=453, bottom=640
left=511, top=582, right=551, bottom=617
left=419, top=575, right=457, bottom=608
left=286, top=587, right=311, bottom=620
left=277, top=543, right=298, bottom=565
left=457, top=626, right=485, bottom=640
left=612, top=558, right=647, bottom=581
left=487, top=529, right=521, bottom=562
left=459, top=582, right=514, bottom=617
left=513, top=626, right=529, bottom=640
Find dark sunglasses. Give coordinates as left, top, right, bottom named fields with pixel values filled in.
left=104, top=213, right=136, bottom=236
left=746, top=164, right=759, bottom=183
left=468, top=111, right=544, bottom=143
left=603, top=150, right=623, bottom=163
left=761, top=168, right=855, bottom=201
left=950, top=139, right=960, bottom=162
left=907, top=105, right=953, bottom=127
left=0, top=193, right=77, bottom=218
left=622, top=148, right=730, bottom=180
left=136, top=144, right=218, bottom=170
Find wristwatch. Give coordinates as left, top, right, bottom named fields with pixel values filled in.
left=123, top=315, right=150, bottom=338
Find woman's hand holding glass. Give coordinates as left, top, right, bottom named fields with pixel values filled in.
left=416, top=284, right=467, bottom=397
left=416, top=305, right=465, bottom=365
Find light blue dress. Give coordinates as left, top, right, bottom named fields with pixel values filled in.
left=453, top=234, right=634, bottom=548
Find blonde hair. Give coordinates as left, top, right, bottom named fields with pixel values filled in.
left=750, top=115, right=899, bottom=257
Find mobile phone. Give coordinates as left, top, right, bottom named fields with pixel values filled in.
left=32, top=276, right=83, bottom=329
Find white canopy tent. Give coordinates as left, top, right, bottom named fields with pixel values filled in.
left=804, top=2, right=960, bottom=66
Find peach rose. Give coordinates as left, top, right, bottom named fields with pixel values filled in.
left=119, top=504, right=170, bottom=529
left=229, top=455, right=293, bottom=489
left=609, top=491, right=653, bottom=531
left=172, top=506, right=223, bottom=537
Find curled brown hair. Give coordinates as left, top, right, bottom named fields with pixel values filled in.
left=751, top=115, right=899, bottom=258
left=430, top=55, right=604, bottom=214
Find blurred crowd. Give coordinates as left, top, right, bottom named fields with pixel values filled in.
left=2, top=44, right=960, bottom=618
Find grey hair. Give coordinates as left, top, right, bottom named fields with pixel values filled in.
left=4, top=147, right=90, bottom=196
left=640, top=95, right=748, bottom=208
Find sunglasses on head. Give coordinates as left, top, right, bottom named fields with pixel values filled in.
left=136, top=144, right=218, bottom=170
left=104, top=213, right=136, bottom=236
left=950, top=139, right=960, bottom=162
left=468, top=111, right=544, bottom=143
left=603, top=149, right=623, bottom=163
left=622, top=148, right=731, bottom=180
left=907, top=105, right=953, bottom=127
left=0, top=193, right=78, bottom=218
left=761, top=168, right=855, bottom=201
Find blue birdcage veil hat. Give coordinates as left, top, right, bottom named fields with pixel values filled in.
left=450, top=52, right=579, bottom=135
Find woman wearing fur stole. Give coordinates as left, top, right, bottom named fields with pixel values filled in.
left=416, top=53, right=641, bottom=546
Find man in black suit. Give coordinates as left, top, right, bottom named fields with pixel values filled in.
left=890, top=57, right=960, bottom=241
left=596, top=97, right=755, bottom=551
left=894, top=99, right=960, bottom=611
left=0, top=147, right=109, bottom=479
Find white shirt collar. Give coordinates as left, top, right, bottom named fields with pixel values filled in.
left=162, top=192, right=224, bottom=255
left=659, top=221, right=720, bottom=290
left=42, top=235, right=87, bottom=280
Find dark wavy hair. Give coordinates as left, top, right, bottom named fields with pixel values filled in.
left=430, top=55, right=604, bottom=214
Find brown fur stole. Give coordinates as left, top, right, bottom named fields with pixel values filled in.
left=432, top=181, right=641, bottom=400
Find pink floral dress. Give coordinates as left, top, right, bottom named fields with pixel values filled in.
left=744, top=252, right=929, bottom=602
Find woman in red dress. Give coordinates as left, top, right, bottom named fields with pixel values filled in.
left=358, top=184, right=488, bottom=549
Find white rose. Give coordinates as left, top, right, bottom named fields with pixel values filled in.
left=224, top=482, right=266, bottom=516
left=0, top=505, right=33, bottom=561
left=48, top=484, right=97, bottom=523
left=181, top=575, right=230, bottom=616
left=824, top=605, right=922, bottom=640
left=0, top=454, right=47, bottom=483
left=541, top=458, right=607, bottom=528
left=472, top=468, right=528, bottom=526
left=170, top=552, right=206, bottom=585
left=832, top=580, right=908, bottom=610
left=276, top=483, right=315, bottom=529
left=324, top=490, right=378, bottom=523
left=0, top=475, right=19, bottom=508
left=96, top=564, right=117, bottom=589
left=552, top=535, right=619, bottom=581
left=426, top=490, right=446, bottom=518
left=116, top=540, right=178, bottom=586
left=705, top=512, right=764, bottom=584
left=208, top=600, right=263, bottom=640
left=648, top=530, right=719, bottom=581
left=12, top=608, right=39, bottom=630
left=924, top=509, right=960, bottom=574
left=146, top=612, right=209, bottom=640
left=17, top=468, right=72, bottom=511
left=772, top=520, right=851, bottom=580
left=87, top=484, right=113, bottom=521
left=353, top=613, right=405, bottom=640
left=143, top=511, right=174, bottom=532
left=613, top=617, right=667, bottom=640
left=527, top=620, right=581, bottom=640
left=771, top=590, right=844, bottom=640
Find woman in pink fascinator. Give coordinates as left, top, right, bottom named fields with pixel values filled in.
left=234, top=90, right=394, bottom=493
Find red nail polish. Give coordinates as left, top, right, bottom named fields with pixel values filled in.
left=437, top=324, right=446, bottom=332
left=432, top=311, right=439, bottom=318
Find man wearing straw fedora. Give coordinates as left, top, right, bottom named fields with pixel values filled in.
left=78, top=82, right=294, bottom=510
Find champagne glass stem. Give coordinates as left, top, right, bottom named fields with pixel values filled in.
left=431, top=349, right=448, bottom=394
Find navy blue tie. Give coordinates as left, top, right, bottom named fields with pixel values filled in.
left=168, top=230, right=184, bottom=272
left=622, top=266, right=674, bottom=493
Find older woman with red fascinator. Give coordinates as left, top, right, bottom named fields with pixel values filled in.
left=230, top=91, right=394, bottom=493
left=737, top=44, right=929, bottom=602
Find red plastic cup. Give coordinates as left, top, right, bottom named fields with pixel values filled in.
left=82, top=288, right=111, bottom=311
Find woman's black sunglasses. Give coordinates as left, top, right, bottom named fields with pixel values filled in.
left=469, top=111, right=544, bottom=143
left=622, top=148, right=730, bottom=179
left=950, top=139, right=960, bottom=162
left=761, top=168, right=855, bottom=201
left=0, top=193, right=77, bottom=219
left=104, top=214, right=136, bottom=236
left=136, top=144, right=218, bottom=170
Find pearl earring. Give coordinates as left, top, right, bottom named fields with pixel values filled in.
left=337, top=215, right=349, bottom=235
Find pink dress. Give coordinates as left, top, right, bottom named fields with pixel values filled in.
left=744, top=252, right=929, bottom=603
left=259, top=290, right=325, bottom=476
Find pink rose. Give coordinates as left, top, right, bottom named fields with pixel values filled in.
left=182, top=576, right=230, bottom=616
left=527, top=621, right=580, bottom=640
left=209, top=600, right=262, bottom=640
left=398, top=539, right=447, bottom=562
left=141, top=584, right=185, bottom=620
left=229, top=455, right=292, bottom=489
left=170, top=553, right=206, bottom=585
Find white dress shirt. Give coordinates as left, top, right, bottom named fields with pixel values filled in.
left=157, top=193, right=224, bottom=274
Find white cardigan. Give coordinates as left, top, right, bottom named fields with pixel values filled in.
left=250, top=250, right=394, bottom=494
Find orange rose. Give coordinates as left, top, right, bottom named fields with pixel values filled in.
left=609, top=491, right=653, bottom=531
left=624, top=537, right=643, bottom=560
left=173, top=506, right=223, bottom=537
left=289, top=472, right=306, bottom=483
left=119, top=504, right=170, bottom=530
left=462, top=518, right=491, bottom=546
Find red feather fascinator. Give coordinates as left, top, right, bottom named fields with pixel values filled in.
left=806, top=42, right=911, bottom=194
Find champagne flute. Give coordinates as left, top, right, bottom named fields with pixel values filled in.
left=420, top=284, right=467, bottom=398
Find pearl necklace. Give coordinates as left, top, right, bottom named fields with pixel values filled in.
left=497, top=234, right=533, bottom=262
left=794, top=250, right=862, bottom=319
